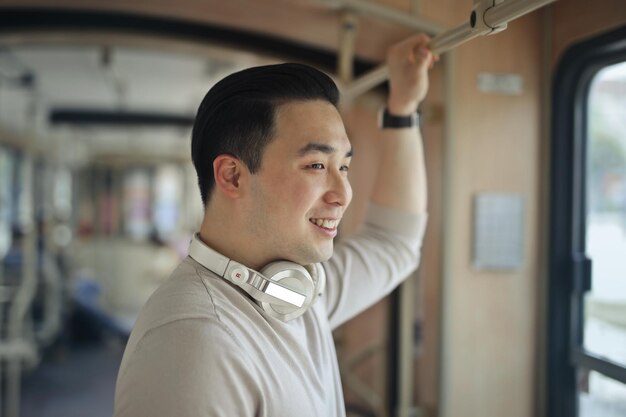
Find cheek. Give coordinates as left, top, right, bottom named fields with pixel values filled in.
left=260, top=169, right=321, bottom=218
left=285, top=186, right=322, bottom=227
left=285, top=183, right=317, bottom=214
left=345, top=180, right=354, bottom=206
left=262, top=176, right=311, bottom=215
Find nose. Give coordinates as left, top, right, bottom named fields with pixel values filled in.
left=324, top=170, right=352, bottom=207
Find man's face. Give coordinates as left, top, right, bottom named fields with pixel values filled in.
left=244, top=99, right=353, bottom=266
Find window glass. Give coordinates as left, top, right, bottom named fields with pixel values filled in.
left=579, top=369, right=626, bottom=417
left=123, top=168, right=152, bottom=240
left=0, top=146, right=13, bottom=258
left=584, top=61, right=626, bottom=392
left=152, top=164, right=182, bottom=241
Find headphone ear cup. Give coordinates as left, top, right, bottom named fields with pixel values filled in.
left=304, top=263, right=326, bottom=306
left=260, top=261, right=314, bottom=320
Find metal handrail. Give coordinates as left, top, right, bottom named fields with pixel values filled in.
left=341, top=0, right=556, bottom=101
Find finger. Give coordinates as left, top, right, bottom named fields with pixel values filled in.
left=403, top=33, right=431, bottom=47
left=416, top=46, right=430, bottom=63
left=399, top=33, right=431, bottom=55
left=415, top=46, right=433, bottom=70
left=428, top=53, right=439, bottom=69
left=388, top=33, right=432, bottom=66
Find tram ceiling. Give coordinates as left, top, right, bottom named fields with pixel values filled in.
left=0, top=0, right=556, bottom=159
left=0, top=42, right=270, bottom=161
left=2, top=44, right=234, bottom=113
left=0, top=0, right=419, bottom=62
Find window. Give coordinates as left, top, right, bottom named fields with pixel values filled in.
left=549, top=24, right=626, bottom=417
left=580, top=60, right=626, bottom=417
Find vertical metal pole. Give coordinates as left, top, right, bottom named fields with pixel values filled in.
left=6, top=155, right=36, bottom=417
left=536, top=6, right=553, bottom=417
left=6, top=90, right=41, bottom=417
left=396, top=273, right=417, bottom=417
left=439, top=50, right=456, bottom=417
left=388, top=287, right=400, bottom=417
left=338, top=10, right=359, bottom=86
left=34, top=163, right=63, bottom=346
left=410, top=0, right=421, bottom=16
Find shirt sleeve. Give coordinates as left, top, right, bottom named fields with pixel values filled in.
left=322, top=203, right=427, bottom=329
left=113, top=318, right=260, bottom=417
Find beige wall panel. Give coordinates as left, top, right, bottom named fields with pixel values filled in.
left=422, top=0, right=473, bottom=28
left=552, top=0, right=626, bottom=65
left=354, top=15, right=415, bottom=60
left=443, top=13, right=542, bottom=417
left=415, top=60, right=445, bottom=414
left=338, top=299, right=390, bottom=413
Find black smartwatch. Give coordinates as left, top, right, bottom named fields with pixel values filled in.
left=378, top=107, right=420, bottom=129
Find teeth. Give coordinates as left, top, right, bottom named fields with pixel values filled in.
left=310, top=218, right=339, bottom=229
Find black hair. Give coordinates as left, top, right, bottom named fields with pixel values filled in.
left=191, top=62, right=339, bottom=206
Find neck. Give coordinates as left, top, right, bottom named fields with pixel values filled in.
left=198, top=203, right=267, bottom=271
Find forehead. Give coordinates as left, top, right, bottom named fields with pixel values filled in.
left=268, top=100, right=351, bottom=155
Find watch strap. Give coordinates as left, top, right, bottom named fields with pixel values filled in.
left=378, top=107, right=420, bottom=129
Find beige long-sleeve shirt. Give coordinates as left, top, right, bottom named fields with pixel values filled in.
left=113, top=203, right=426, bottom=417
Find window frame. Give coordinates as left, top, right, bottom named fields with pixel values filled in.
left=548, top=23, right=626, bottom=417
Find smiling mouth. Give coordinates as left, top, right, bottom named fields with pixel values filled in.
left=309, top=218, right=340, bottom=230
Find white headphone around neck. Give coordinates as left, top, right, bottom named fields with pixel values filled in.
left=188, top=234, right=326, bottom=322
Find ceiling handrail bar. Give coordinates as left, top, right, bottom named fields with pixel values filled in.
left=340, top=0, right=556, bottom=101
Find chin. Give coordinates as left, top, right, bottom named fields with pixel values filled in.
left=291, top=244, right=333, bottom=265
left=312, top=245, right=334, bottom=264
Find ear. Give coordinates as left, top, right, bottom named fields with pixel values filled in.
left=213, top=154, right=248, bottom=199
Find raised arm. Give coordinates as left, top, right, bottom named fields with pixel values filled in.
left=322, top=35, right=436, bottom=328
left=372, top=34, right=436, bottom=215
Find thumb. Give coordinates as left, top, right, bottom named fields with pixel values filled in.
left=414, top=46, right=432, bottom=71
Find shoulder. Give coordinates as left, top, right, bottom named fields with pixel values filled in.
left=132, top=258, right=218, bottom=329
left=122, top=257, right=260, bottom=360
left=132, top=257, right=256, bottom=329
left=115, top=260, right=263, bottom=415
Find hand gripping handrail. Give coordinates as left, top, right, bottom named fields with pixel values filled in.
left=340, top=0, right=556, bottom=101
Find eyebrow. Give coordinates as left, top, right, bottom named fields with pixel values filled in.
left=297, top=142, right=353, bottom=158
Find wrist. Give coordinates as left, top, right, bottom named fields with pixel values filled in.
left=387, top=98, right=420, bottom=116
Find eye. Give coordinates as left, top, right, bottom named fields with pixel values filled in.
left=309, top=163, right=325, bottom=170
left=340, top=165, right=350, bottom=172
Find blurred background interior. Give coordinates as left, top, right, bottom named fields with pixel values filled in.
left=0, top=1, right=625, bottom=417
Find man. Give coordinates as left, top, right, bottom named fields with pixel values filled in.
left=114, top=34, right=435, bottom=417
